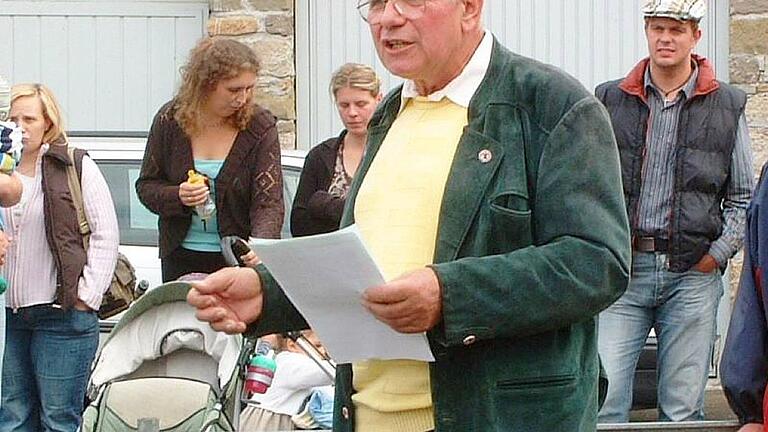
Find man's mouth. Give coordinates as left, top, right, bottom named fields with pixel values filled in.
left=384, top=40, right=412, bottom=50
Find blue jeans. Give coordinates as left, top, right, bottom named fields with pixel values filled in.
left=598, top=252, right=722, bottom=422
left=0, top=305, right=99, bottom=432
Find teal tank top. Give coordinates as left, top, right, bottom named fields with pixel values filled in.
left=182, top=160, right=225, bottom=252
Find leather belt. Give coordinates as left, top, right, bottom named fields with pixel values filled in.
left=632, top=236, right=668, bottom=253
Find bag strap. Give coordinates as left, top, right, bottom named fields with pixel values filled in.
left=66, top=146, right=91, bottom=250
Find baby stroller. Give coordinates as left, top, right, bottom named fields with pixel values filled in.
left=81, top=281, right=243, bottom=431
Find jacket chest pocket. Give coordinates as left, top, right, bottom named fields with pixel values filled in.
left=486, top=190, right=533, bottom=253
left=482, top=148, right=533, bottom=253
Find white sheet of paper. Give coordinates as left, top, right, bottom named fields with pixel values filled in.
left=249, top=225, right=435, bottom=363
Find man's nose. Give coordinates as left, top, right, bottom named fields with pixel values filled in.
left=378, top=0, right=405, bottom=25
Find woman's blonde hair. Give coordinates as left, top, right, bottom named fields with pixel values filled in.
left=11, top=83, right=67, bottom=144
left=174, top=37, right=260, bottom=137
left=329, top=63, right=381, bottom=100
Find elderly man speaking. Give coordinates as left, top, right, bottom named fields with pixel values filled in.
left=188, top=0, right=630, bottom=430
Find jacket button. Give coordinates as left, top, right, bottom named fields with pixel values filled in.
left=342, top=405, right=350, bottom=419
left=463, top=335, right=477, bottom=345
left=478, top=149, right=493, bottom=163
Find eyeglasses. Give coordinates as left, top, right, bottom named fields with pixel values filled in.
left=357, top=0, right=428, bottom=24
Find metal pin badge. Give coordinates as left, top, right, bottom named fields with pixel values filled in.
left=478, top=149, right=493, bottom=163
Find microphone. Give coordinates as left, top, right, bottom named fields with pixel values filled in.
left=220, top=236, right=252, bottom=267
left=230, top=237, right=252, bottom=267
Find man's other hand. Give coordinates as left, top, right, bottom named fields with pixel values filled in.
left=187, top=267, right=263, bottom=334
left=693, top=254, right=718, bottom=273
left=362, top=267, right=442, bottom=334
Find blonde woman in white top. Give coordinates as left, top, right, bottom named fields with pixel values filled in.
left=0, top=83, right=119, bottom=432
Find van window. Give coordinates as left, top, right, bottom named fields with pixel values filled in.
left=281, top=166, right=301, bottom=238
left=97, top=160, right=160, bottom=247
left=96, top=159, right=303, bottom=246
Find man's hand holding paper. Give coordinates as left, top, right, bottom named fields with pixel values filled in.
left=362, top=267, right=442, bottom=334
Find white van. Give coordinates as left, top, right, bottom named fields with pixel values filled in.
left=71, top=136, right=306, bottom=290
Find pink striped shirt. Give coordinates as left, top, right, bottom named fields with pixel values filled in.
left=2, top=144, right=119, bottom=310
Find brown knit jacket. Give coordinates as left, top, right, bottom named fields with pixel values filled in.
left=136, top=101, right=284, bottom=258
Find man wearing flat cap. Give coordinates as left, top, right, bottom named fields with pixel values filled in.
left=596, top=0, right=754, bottom=422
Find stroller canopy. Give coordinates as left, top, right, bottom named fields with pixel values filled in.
left=91, top=281, right=241, bottom=391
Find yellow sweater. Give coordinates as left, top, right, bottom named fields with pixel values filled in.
left=352, top=97, right=468, bottom=432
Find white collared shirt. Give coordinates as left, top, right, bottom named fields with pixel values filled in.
left=400, top=30, right=493, bottom=109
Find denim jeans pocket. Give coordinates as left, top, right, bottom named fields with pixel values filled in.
left=67, top=308, right=99, bottom=334
left=688, top=267, right=717, bottom=276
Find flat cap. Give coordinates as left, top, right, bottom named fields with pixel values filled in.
left=642, top=0, right=706, bottom=22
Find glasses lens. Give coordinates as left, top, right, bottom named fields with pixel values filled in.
left=357, top=1, right=371, bottom=22
left=359, top=0, right=426, bottom=24
left=361, top=0, right=390, bottom=23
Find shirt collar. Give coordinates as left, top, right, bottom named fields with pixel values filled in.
left=400, top=31, right=492, bottom=110
left=644, top=61, right=700, bottom=101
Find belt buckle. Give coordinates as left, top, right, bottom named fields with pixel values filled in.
left=634, top=236, right=655, bottom=252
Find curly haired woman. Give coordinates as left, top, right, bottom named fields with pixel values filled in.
left=136, top=37, right=284, bottom=282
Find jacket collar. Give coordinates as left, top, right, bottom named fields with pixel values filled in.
left=320, top=129, right=346, bottom=151
left=317, top=129, right=346, bottom=170
left=367, top=35, right=507, bottom=132
left=618, top=54, right=719, bottom=102
left=42, top=138, right=72, bottom=166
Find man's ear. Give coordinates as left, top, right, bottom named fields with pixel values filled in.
left=460, top=0, right=484, bottom=32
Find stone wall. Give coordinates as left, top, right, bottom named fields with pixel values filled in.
left=729, top=0, right=768, bottom=291
left=732, top=0, right=768, bottom=169
left=208, top=0, right=296, bottom=149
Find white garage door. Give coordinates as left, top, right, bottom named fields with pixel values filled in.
left=297, top=0, right=728, bottom=150
left=0, top=1, right=208, bottom=134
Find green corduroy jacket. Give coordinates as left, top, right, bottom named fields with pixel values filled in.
left=250, top=38, right=631, bottom=431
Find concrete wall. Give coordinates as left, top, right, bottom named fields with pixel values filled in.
left=207, top=0, right=296, bottom=149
